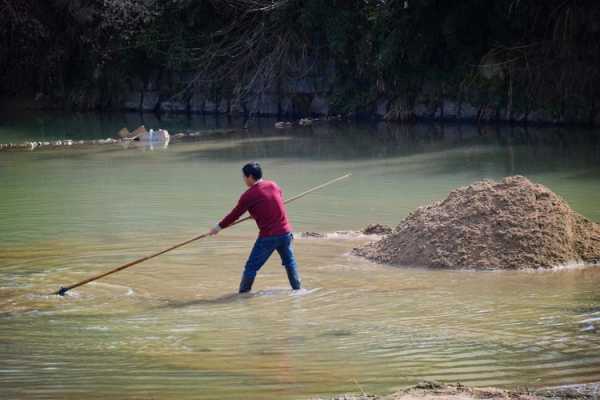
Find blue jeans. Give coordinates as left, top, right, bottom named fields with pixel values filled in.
left=241, top=232, right=301, bottom=291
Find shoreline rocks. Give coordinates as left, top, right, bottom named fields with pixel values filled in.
left=299, top=226, right=392, bottom=239
left=0, top=128, right=238, bottom=152
left=0, top=138, right=118, bottom=151
left=353, top=176, right=600, bottom=270
left=362, top=224, right=393, bottom=235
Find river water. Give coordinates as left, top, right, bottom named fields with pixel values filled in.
left=1, top=113, right=600, bottom=399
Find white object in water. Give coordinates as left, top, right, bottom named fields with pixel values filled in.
left=139, top=129, right=170, bottom=142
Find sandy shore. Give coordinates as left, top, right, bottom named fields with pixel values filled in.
left=313, top=381, right=600, bottom=400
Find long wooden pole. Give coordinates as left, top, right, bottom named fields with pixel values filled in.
left=53, top=173, right=351, bottom=296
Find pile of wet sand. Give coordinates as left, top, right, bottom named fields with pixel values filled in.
left=353, top=176, right=600, bottom=270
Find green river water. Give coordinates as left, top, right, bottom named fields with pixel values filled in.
left=1, top=112, right=600, bottom=399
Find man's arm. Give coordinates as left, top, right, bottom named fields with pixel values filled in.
left=209, top=195, right=249, bottom=235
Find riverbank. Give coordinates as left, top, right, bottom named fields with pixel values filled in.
left=0, top=127, right=238, bottom=152
left=5, top=94, right=600, bottom=127
left=2, top=114, right=600, bottom=154
left=314, top=381, right=600, bottom=400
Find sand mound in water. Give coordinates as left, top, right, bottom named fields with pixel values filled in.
left=354, top=176, right=600, bottom=270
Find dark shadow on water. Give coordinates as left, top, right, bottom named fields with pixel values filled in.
left=158, top=288, right=306, bottom=309
left=158, top=292, right=244, bottom=308
left=319, top=329, right=353, bottom=337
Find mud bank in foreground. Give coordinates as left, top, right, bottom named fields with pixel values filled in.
left=353, top=176, right=600, bottom=270
left=312, top=381, right=600, bottom=400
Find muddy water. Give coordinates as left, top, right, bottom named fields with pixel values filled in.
left=1, top=115, right=600, bottom=399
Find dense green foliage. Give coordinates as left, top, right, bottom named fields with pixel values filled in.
left=2, top=0, right=599, bottom=121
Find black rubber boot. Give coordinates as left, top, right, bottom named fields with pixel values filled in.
left=239, top=275, right=255, bottom=293
left=285, top=266, right=301, bottom=290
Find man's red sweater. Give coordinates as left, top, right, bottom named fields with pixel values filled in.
left=218, top=180, right=292, bottom=237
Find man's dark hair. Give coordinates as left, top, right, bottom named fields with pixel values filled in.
left=242, top=162, right=262, bottom=180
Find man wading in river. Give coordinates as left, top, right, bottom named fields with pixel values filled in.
left=209, top=162, right=302, bottom=293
